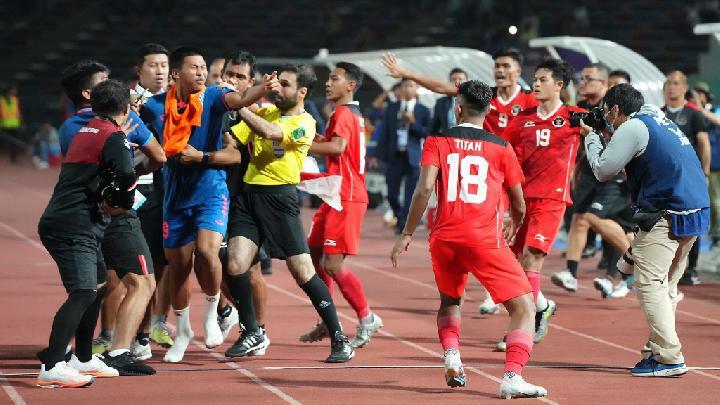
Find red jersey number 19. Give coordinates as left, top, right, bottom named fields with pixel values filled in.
left=446, top=153, right=488, bottom=204
left=536, top=129, right=550, bottom=147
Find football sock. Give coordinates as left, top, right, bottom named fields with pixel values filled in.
left=524, top=269, right=541, bottom=302
left=334, top=267, right=370, bottom=319
left=566, top=260, right=579, bottom=278
left=437, top=315, right=461, bottom=351
left=300, top=274, right=342, bottom=337
left=227, top=273, right=259, bottom=333
left=316, top=266, right=335, bottom=300
left=504, top=329, right=533, bottom=375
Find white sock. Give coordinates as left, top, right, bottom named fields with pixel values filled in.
left=109, top=349, right=130, bottom=357
left=535, top=291, right=549, bottom=312
left=484, top=296, right=496, bottom=305
left=174, top=307, right=193, bottom=337
left=164, top=307, right=194, bottom=363
left=203, top=294, right=224, bottom=348
left=151, top=314, right=167, bottom=326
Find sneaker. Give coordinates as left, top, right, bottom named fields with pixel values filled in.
left=479, top=297, right=500, bottom=314
left=495, top=336, right=507, bottom=352
left=102, top=351, right=156, bottom=376
left=593, top=278, right=614, bottom=298
left=69, top=353, right=119, bottom=377
left=91, top=335, right=111, bottom=355
left=299, top=321, right=330, bottom=343
left=219, top=306, right=239, bottom=341
left=534, top=300, right=556, bottom=343
left=582, top=246, right=597, bottom=259
left=225, top=328, right=270, bottom=358
left=37, top=362, right=94, bottom=388
left=325, top=331, right=355, bottom=363
left=443, top=348, right=466, bottom=387
left=351, top=313, right=383, bottom=348
left=630, top=356, right=688, bottom=377
left=149, top=322, right=174, bottom=347
left=130, top=341, right=152, bottom=361
left=609, top=280, right=631, bottom=298
left=551, top=271, right=578, bottom=292
left=499, top=371, right=548, bottom=399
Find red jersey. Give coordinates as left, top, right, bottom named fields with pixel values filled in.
left=501, top=104, right=585, bottom=203
left=484, top=86, right=539, bottom=136
left=421, top=124, right=524, bottom=247
left=324, top=102, right=368, bottom=203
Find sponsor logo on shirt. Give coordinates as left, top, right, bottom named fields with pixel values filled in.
left=591, top=202, right=604, bottom=211
left=524, top=121, right=536, bottom=127
left=215, top=220, right=225, bottom=226
left=78, top=126, right=99, bottom=133
left=534, top=233, right=549, bottom=243
left=324, top=239, right=337, bottom=247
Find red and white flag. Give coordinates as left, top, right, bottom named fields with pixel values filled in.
left=298, top=157, right=343, bottom=211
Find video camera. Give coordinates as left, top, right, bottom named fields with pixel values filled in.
left=569, top=106, right=607, bottom=133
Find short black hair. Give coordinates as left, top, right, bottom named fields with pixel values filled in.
left=449, top=67, right=468, bottom=78
left=169, top=46, right=204, bottom=71
left=91, top=79, right=130, bottom=117
left=609, top=69, right=632, bottom=83
left=535, top=58, right=574, bottom=89
left=223, top=51, right=256, bottom=75
left=279, top=64, right=317, bottom=94
left=585, top=62, right=610, bottom=79
left=457, top=80, right=493, bottom=116
left=335, top=61, right=364, bottom=91
left=135, top=43, right=169, bottom=67
left=493, top=48, right=523, bottom=65
left=61, top=60, right=110, bottom=106
left=603, top=83, right=644, bottom=116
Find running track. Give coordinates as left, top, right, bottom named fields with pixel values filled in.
left=1, top=162, right=719, bottom=404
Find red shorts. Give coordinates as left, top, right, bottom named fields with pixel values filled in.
left=307, top=201, right=367, bottom=255
left=511, top=198, right=566, bottom=255
left=430, top=238, right=532, bottom=303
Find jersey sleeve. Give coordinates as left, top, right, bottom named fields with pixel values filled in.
left=279, top=114, right=315, bottom=150
left=501, top=144, right=524, bottom=188
left=420, top=136, right=440, bottom=167
left=214, top=86, right=234, bottom=113
left=126, top=110, right=153, bottom=147
left=328, top=107, right=354, bottom=141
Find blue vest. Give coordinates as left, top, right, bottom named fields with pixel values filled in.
left=626, top=114, right=709, bottom=212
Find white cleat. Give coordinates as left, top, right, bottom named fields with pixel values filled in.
left=479, top=297, right=500, bottom=314
left=163, top=330, right=194, bottom=363
left=499, top=372, right=547, bottom=399
left=37, top=362, right=95, bottom=388
left=593, top=277, right=614, bottom=298
left=609, top=280, right=631, bottom=298
left=219, top=306, right=240, bottom=341
left=69, top=353, right=118, bottom=378
left=130, top=341, right=152, bottom=361
left=444, top=348, right=466, bottom=387
left=351, top=313, right=383, bottom=348
left=551, top=270, right=578, bottom=292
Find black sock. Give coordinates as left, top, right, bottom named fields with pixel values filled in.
left=567, top=260, right=579, bottom=278
left=227, top=273, right=259, bottom=333
left=300, top=274, right=341, bottom=338
left=46, top=289, right=97, bottom=367
left=605, top=248, right=623, bottom=279
left=136, top=332, right=150, bottom=346
left=217, top=304, right=232, bottom=318
left=74, top=286, right=106, bottom=362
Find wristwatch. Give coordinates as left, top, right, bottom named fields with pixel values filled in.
left=201, top=152, right=210, bottom=164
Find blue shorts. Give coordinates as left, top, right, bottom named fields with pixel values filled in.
left=163, top=190, right=229, bottom=248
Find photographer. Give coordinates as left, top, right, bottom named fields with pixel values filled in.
left=583, top=84, right=710, bottom=378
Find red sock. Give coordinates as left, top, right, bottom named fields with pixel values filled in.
left=334, top=268, right=370, bottom=319
left=524, top=269, right=541, bottom=302
left=317, top=266, right=334, bottom=300
left=437, top=315, right=461, bottom=351
left=504, top=329, right=533, bottom=375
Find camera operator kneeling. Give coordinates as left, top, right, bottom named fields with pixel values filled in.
left=582, top=84, right=710, bottom=378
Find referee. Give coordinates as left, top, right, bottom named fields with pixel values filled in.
left=223, top=64, right=354, bottom=363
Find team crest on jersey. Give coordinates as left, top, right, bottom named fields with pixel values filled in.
left=511, top=104, right=522, bottom=116
left=552, top=117, right=565, bottom=127
left=292, top=127, right=305, bottom=140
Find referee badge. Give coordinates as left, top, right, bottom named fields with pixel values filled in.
left=292, top=127, right=306, bottom=141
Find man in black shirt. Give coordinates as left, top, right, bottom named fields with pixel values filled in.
left=37, top=80, right=136, bottom=388
left=663, top=71, right=711, bottom=285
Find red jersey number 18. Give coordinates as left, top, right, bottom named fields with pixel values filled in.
left=446, top=153, right=488, bottom=204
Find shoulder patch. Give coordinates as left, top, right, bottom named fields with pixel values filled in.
left=292, top=127, right=306, bottom=141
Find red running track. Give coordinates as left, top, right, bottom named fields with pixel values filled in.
left=1, top=162, right=719, bottom=404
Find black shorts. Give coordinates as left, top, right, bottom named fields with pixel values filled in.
left=40, top=232, right=107, bottom=293
left=572, top=171, right=600, bottom=214
left=227, top=184, right=309, bottom=260
left=574, top=173, right=635, bottom=230
left=102, top=211, right=154, bottom=278
left=136, top=184, right=167, bottom=267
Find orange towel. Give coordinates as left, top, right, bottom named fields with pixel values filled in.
left=163, top=85, right=204, bottom=157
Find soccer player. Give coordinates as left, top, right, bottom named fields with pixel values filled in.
left=37, top=80, right=138, bottom=387
left=391, top=80, right=547, bottom=399
left=300, top=61, right=382, bottom=348
left=500, top=59, right=587, bottom=346
left=141, top=46, right=280, bottom=363
left=224, top=64, right=354, bottom=363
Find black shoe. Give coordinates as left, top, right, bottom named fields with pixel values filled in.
left=260, top=258, right=273, bottom=275
left=225, top=328, right=269, bottom=358
left=582, top=246, right=597, bottom=259
left=325, top=331, right=355, bottom=363
left=102, top=351, right=156, bottom=376
left=678, top=269, right=701, bottom=285
left=36, top=348, right=72, bottom=365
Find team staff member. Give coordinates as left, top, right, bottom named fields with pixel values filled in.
left=142, top=46, right=280, bottom=363
left=224, top=64, right=354, bottom=363
left=585, top=84, right=709, bottom=377
left=37, top=80, right=136, bottom=387
left=301, top=62, right=382, bottom=348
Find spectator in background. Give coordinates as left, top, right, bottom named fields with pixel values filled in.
left=207, top=58, right=225, bottom=86
left=31, top=121, right=59, bottom=169
left=662, top=71, right=711, bottom=285
left=608, top=70, right=632, bottom=88
left=430, top=68, right=467, bottom=134
left=692, top=82, right=720, bottom=246
left=0, top=83, right=23, bottom=163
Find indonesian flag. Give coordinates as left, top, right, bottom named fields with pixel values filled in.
left=298, top=156, right=343, bottom=211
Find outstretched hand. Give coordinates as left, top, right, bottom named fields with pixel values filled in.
left=381, top=53, right=407, bottom=79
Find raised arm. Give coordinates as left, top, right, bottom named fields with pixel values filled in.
left=238, top=107, right=283, bottom=141
left=381, top=53, right=458, bottom=96
left=223, top=72, right=281, bottom=110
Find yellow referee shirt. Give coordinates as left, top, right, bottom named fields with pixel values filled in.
left=231, top=105, right=316, bottom=185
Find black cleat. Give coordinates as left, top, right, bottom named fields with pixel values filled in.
left=325, top=331, right=355, bottom=363
left=225, top=328, right=269, bottom=358
left=102, top=351, right=155, bottom=376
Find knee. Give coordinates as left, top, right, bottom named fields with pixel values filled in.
left=506, top=294, right=534, bottom=318
left=195, top=245, right=218, bottom=265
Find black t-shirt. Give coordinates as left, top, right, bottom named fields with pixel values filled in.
left=221, top=111, right=251, bottom=199
left=662, top=105, right=709, bottom=157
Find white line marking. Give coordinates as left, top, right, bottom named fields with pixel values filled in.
left=0, top=372, right=26, bottom=405
left=265, top=283, right=558, bottom=404
left=0, top=221, right=47, bottom=253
